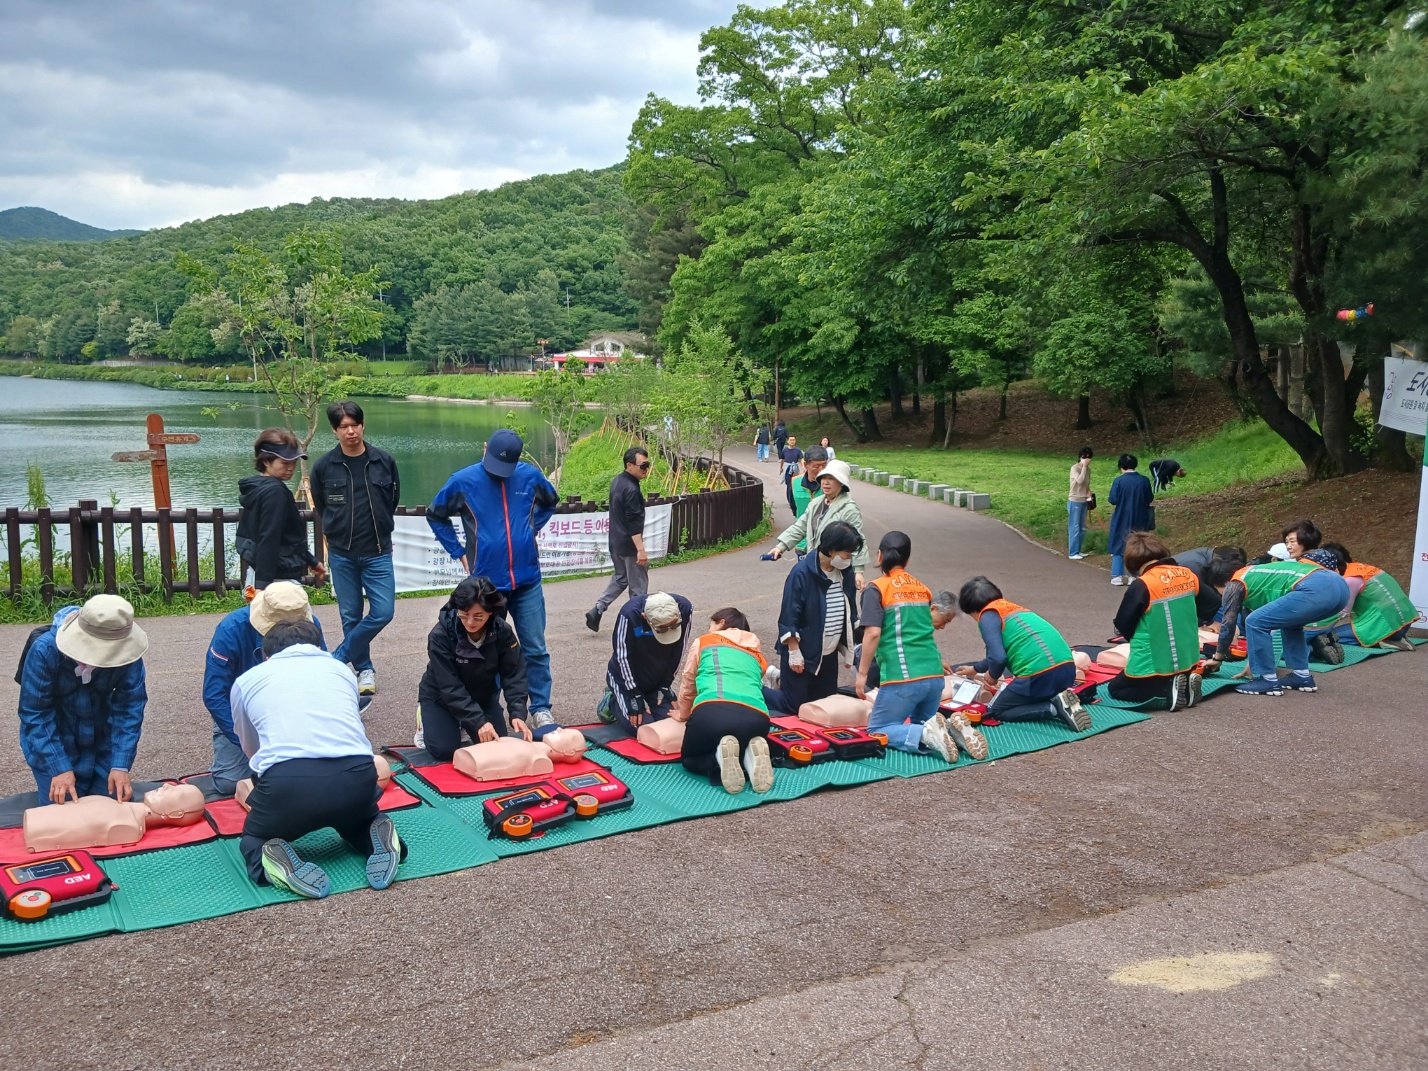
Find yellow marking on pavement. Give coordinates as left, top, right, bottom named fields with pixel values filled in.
left=1109, top=952, right=1278, bottom=993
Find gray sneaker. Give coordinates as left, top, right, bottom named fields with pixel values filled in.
left=529, top=710, right=556, bottom=730
left=1054, top=689, right=1092, bottom=731
left=357, top=668, right=377, bottom=696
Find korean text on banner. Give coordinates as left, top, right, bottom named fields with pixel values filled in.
left=1410, top=404, right=1428, bottom=622
left=389, top=504, right=673, bottom=594
left=1379, top=347, right=1428, bottom=435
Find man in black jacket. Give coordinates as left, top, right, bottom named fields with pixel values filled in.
left=585, top=446, right=651, bottom=632
left=596, top=592, right=692, bottom=733
left=417, top=576, right=531, bottom=761
left=311, top=401, right=400, bottom=697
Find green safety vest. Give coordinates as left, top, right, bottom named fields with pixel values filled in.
left=1233, top=560, right=1319, bottom=611
left=692, top=634, right=769, bottom=713
left=979, top=599, right=1073, bottom=677
left=871, top=569, right=945, bottom=685
left=1125, top=564, right=1202, bottom=678
left=792, top=477, right=815, bottom=551
left=1346, top=564, right=1419, bottom=646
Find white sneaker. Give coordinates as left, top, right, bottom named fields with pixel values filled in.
left=1110, top=575, right=1125, bottom=586
left=743, top=737, right=774, bottom=793
left=715, top=735, right=746, bottom=794
left=357, top=669, right=377, bottom=695
left=413, top=729, right=425, bottom=750
left=919, top=713, right=958, bottom=763
left=529, top=710, right=556, bottom=729
left=761, top=664, right=781, bottom=689
left=945, top=709, right=989, bottom=760
left=1069, top=553, right=1089, bottom=560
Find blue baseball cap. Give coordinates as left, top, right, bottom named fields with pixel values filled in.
left=483, top=429, right=523, bottom=478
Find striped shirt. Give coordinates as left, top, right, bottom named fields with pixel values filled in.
left=822, top=569, right=846, bottom=655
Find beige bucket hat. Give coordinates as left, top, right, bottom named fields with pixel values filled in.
left=55, top=594, right=149, bottom=668
left=820, top=459, right=853, bottom=490
left=248, top=581, right=316, bottom=636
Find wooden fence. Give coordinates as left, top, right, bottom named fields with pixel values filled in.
left=2, top=461, right=765, bottom=606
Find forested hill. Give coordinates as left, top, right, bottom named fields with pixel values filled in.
left=0, top=207, right=143, bottom=242
left=0, top=168, right=635, bottom=364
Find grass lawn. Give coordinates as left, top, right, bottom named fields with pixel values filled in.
left=840, top=420, right=1302, bottom=556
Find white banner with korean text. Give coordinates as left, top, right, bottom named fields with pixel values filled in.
left=1379, top=345, right=1428, bottom=435
left=389, top=504, right=673, bottom=594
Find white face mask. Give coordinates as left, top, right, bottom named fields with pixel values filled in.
left=828, top=555, right=851, bottom=571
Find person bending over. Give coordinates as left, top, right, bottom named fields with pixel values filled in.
left=671, top=608, right=775, bottom=795
left=231, top=618, right=403, bottom=899
left=953, top=578, right=1089, bottom=731
left=857, top=532, right=976, bottom=761
left=1309, top=542, right=1418, bottom=656
left=597, top=591, right=693, bottom=734
left=417, top=576, right=531, bottom=761
left=1206, top=546, right=1350, bottom=696
left=763, top=522, right=861, bottom=714
left=203, top=581, right=326, bottom=796
left=853, top=588, right=959, bottom=693
left=1106, top=533, right=1203, bottom=710
left=1173, top=545, right=1246, bottom=625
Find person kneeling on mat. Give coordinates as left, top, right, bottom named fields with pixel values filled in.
left=597, top=592, right=693, bottom=734
left=953, top=577, right=1089, bottom=731
left=417, top=576, right=531, bottom=760
left=671, top=608, right=775, bottom=795
left=1308, top=542, right=1418, bottom=658
left=853, top=588, right=958, bottom=694
left=857, top=532, right=983, bottom=761
left=1107, top=532, right=1203, bottom=710
left=231, top=618, right=404, bottom=899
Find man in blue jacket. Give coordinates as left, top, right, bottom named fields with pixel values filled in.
left=18, top=595, right=149, bottom=804
left=203, top=581, right=326, bottom=796
left=427, top=429, right=560, bottom=725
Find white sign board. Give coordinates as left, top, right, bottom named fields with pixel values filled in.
left=389, top=504, right=673, bottom=594
left=1411, top=411, right=1428, bottom=622
left=1379, top=349, right=1428, bottom=435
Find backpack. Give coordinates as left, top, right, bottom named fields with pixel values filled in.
left=14, top=625, right=49, bottom=686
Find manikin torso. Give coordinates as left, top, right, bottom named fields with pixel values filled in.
left=24, top=783, right=207, bottom=853
left=453, top=728, right=588, bottom=781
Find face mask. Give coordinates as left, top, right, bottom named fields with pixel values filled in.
left=828, top=555, right=851, bottom=571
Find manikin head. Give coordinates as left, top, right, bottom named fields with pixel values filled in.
left=143, top=783, right=206, bottom=824
left=541, top=727, right=588, bottom=763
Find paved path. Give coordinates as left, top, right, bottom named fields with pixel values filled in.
left=1, top=447, right=1423, bottom=1070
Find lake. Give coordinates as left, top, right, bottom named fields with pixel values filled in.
left=0, top=377, right=558, bottom=509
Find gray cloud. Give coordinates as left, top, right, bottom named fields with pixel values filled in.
left=0, top=0, right=749, bottom=229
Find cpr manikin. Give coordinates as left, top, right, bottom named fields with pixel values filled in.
left=452, top=728, right=588, bottom=782
left=235, top=754, right=394, bottom=811
left=798, top=693, right=874, bottom=728
left=636, top=718, right=685, bottom=755
left=23, top=783, right=207, bottom=853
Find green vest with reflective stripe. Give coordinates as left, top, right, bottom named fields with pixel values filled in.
left=1233, top=560, right=1319, bottom=610
left=792, top=478, right=815, bottom=551
left=1347, top=565, right=1418, bottom=646
left=981, top=599, right=1073, bottom=676
left=871, top=570, right=945, bottom=684
left=1125, top=564, right=1202, bottom=678
left=693, top=635, right=769, bottom=712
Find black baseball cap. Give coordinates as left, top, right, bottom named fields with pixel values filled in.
left=483, top=429, right=524, bottom=478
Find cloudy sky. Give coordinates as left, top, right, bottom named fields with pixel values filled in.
left=0, top=0, right=746, bottom=231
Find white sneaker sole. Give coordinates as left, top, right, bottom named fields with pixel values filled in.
left=743, top=737, right=775, bottom=793
left=921, top=713, right=958, bottom=763
left=1058, top=689, right=1092, bottom=731
left=945, top=710, right=989, bottom=760
left=716, top=736, right=745, bottom=794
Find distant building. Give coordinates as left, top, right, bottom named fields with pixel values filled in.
left=548, top=332, right=650, bottom=373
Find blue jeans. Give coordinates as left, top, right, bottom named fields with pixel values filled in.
left=867, top=676, right=945, bottom=753
left=211, top=731, right=255, bottom=796
left=329, top=552, right=396, bottom=672
left=1111, top=553, right=1125, bottom=578
left=1067, top=500, right=1087, bottom=556
left=1244, top=571, right=1351, bottom=678
left=506, top=581, right=552, bottom=713
left=757, top=443, right=770, bottom=462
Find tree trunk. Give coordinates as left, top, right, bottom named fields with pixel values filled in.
left=998, top=383, right=1008, bottom=420
left=1309, top=334, right=1368, bottom=477
left=1076, top=392, right=1091, bottom=429
left=1275, top=345, right=1289, bottom=403
left=1126, top=390, right=1151, bottom=443
left=832, top=397, right=867, bottom=443
left=943, top=391, right=958, bottom=449
left=860, top=406, right=883, bottom=441
left=1287, top=343, right=1306, bottom=418
left=888, top=366, right=904, bottom=418
left=928, top=396, right=946, bottom=447
left=912, top=347, right=924, bottom=416
left=1367, top=353, right=1415, bottom=471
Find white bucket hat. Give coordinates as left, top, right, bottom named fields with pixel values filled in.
left=820, top=459, right=853, bottom=491
left=55, top=594, right=149, bottom=668
left=249, top=581, right=316, bottom=636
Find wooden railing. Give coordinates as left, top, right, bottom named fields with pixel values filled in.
left=2, top=462, right=765, bottom=606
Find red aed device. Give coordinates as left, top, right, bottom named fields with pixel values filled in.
left=815, top=727, right=886, bottom=761
left=2, top=851, right=114, bottom=923
left=767, top=727, right=833, bottom=767
left=482, top=785, right=576, bottom=839
left=552, top=770, right=633, bottom=817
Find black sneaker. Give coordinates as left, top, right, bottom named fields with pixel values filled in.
left=261, top=839, right=330, bottom=899
left=585, top=608, right=602, bottom=633
left=366, top=814, right=405, bottom=891
left=1311, top=634, right=1345, bottom=665
left=1054, top=689, right=1092, bottom=731
left=1186, top=670, right=1203, bottom=708
left=1168, top=674, right=1184, bottom=712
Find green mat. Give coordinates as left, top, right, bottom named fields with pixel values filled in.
left=2, top=641, right=1413, bottom=954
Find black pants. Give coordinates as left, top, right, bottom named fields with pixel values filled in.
left=1106, top=671, right=1177, bottom=703
left=986, top=662, right=1076, bottom=721
left=682, top=702, right=771, bottom=784
left=784, top=477, right=799, bottom=515
left=422, top=695, right=508, bottom=762
left=240, top=756, right=381, bottom=883
left=763, top=648, right=841, bottom=715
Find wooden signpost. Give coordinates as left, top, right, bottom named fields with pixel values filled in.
left=112, top=413, right=200, bottom=568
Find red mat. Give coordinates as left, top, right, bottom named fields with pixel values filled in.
left=402, top=757, right=612, bottom=795
left=595, top=737, right=681, bottom=763
left=0, top=817, right=217, bottom=866
left=204, top=780, right=423, bottom=836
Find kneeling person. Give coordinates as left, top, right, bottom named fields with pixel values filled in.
left=671, top=608, right=775, bottom=795
left=598, top=592, right=692, bottom=734
left=231, top=618, right=403, bottom=898
left=1107, top=533, right=1203, bottom=709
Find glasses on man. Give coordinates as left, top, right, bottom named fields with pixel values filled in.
left=651, top=617, right=682, bottom=634
left=636, top=461, right=651, bottom=471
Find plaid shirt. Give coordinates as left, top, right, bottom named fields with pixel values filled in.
left=17, top=607, right=147, bottom=786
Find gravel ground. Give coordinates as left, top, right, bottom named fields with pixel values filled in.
left=1, top=447, right=1422, bottom=1070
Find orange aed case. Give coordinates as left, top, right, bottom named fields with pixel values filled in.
left=2, top=851, right=114, bottom=922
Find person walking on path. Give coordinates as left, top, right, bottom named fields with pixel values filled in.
left=17, top=595, right=148, bottom=805
left=586, top=446, right=651, bottom=632
left=779, top=435, right=804, bottom=515
left=1107, top=454, right=1154, bottom=585
left=754, top=423, right=771, bottom=463
left=773, top=419, right=788, bottom=458
left=788, top=445, right=828, bottom=551
left=768, top=459, right=870, bottom=590
left=235, top=428, right=325, bottom=591
left=1067, top=446, right=1093, bottom=559
left=427, top=429, right=559, bottom=728
left=311, top=401, right=400, bottom=697
left=820, top=436, right=836, bottom=461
